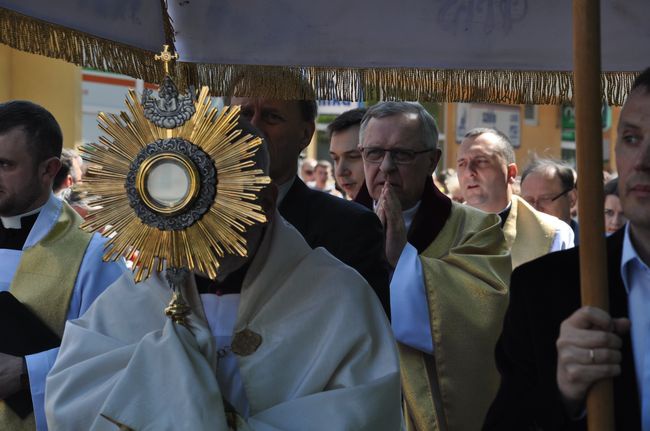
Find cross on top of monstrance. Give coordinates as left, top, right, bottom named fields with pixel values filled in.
left=78, top=43, right=270, bottom=325
left=155, top=44, right=179, bottom=74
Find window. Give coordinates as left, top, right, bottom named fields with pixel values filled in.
left=524, top=105, right=538, bottom=126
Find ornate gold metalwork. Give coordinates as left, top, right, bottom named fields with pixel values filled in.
left=79, top=86, right=271, bottom=282
left=164, top=267, right=192, bottom=326
left=155, top=44, right=178, bottom=74
left=135, top=152, right=200, bottom=215
left=164, top=291, right=192, bottom=325
left=231, top=329, right=262, bottom=356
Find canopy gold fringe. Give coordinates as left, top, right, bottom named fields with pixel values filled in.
left=0, top=7, right=166, bottom=85
left=0, top=7, right=638, bottom=106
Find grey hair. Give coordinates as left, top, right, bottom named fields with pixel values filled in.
left=360, top=102, right=439, bottom=150
left=464, top=127, right=516, bottom=164
left=521, top=157, right=576, bottom=191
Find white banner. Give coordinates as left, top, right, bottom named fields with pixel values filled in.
left=1, top=0, right=648, bottom=71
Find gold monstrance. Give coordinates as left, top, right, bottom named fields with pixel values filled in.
left=78, top=46, right=270, bottom=324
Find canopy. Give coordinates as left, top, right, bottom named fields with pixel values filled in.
left=0, top=2, right=643, bottom=429
left=0, top=0, right=647, bottom=104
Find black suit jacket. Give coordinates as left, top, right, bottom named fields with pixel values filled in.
left=484, top=228, right=640, bottom=430
left=279, top=178, right=390, bottom=315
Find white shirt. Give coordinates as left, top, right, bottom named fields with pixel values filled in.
left=389, top=201, right=436, bottom=354
left=200, top=293, right=250, bottom=417
left=620, top=223, right=650, bottom=430
left=550, top=218, right=575, bottom=251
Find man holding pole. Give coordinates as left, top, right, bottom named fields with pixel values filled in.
left=484, top=68, right=650, bottom=430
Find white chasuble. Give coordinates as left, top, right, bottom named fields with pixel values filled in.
left=45, top=212, right=402, bottom=430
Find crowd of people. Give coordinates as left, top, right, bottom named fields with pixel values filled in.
left=0, top=67, right=648, bottom=430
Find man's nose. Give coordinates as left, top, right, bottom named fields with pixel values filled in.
left=613, top=212, right=626, bottom=225
left=468, top=160, right=480, bottom=175
left=634, top=139, right=650, bottom=170
left=249, top=111, right=262, bottom=130
left=336, top=160, right=349, bottom=177
left=379, top=152, right=396, bottom=173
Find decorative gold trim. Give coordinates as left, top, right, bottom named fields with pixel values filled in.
left=0, top=6, right=639, bottom=105
left=0, top=7, right=165, bottom=86
left=135, top=152, right=200, bottom=215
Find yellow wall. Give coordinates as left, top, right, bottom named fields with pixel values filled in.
left=518, top=105, right=562, bottom=163
left=0, top=44, right=82, bottom=148
left=0, top=45, right=11, bottom=102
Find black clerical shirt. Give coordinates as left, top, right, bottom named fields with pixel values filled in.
left=0, top=213, right=39, bottom=250
left=195, top=262, right=250, bottom=296
left=498, top=206, right=511, bottom=229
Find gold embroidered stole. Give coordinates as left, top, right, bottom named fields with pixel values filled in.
left=503, top=195, right=556, bottom=269
left=400, top=203, right=510, bottom=431
left=1, top=202, right=92, bottom=430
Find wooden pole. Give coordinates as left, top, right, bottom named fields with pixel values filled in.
left=572, top=1, right=615, bottom=430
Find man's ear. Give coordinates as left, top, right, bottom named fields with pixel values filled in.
left=506, top=163, right=518, bottom=184
left=426, top=149, right=442, bottom=175
left=299, top=121, right=316, bottom=151
left=41, top=157, right=62, bottom=185
left=568, top=188, right=578, bottom=207
left=63, top=175, right=73, bottom=189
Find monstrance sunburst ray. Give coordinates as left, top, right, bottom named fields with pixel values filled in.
left=79, top=86, right=270, bottom=282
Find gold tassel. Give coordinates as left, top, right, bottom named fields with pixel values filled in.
left=0, top=7, right=639, bottom=106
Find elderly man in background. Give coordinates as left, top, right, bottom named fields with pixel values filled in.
left=0, top=101, right=123, bottom=431
left=328, top=108, right=368, bottom=201
left=457, top=128, right=574, bottom=268
left=45, top=128, right=401, bottom=430
left=360, top=101, right=511, bottom=430
left=520, top=157, right=580, bottom=242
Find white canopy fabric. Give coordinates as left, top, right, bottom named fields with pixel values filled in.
left=0, top=0, right=648, bottom=103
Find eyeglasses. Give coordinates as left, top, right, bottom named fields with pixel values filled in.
left=524, top=188, right=573, bottom=207
left=359, top=147, right=434, bottom=165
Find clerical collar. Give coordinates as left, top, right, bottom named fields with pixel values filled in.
left=402, top=201, right=422, bottom=232
left=498, top=201, right=513, bottom=229
left=1, top=204, right=45, bottom=229
left=276, top=177, right=295, bottom=206
left=371, top=198, right=422, bottom=233
left=0, top=212, right=40, bottom=250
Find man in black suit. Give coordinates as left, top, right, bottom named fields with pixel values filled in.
left=484, top=68, right=650, bottom=430
left=228, top=91, right=389, bottom=314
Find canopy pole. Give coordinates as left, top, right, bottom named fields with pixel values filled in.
left=572, top=1, right=615, bottom=430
